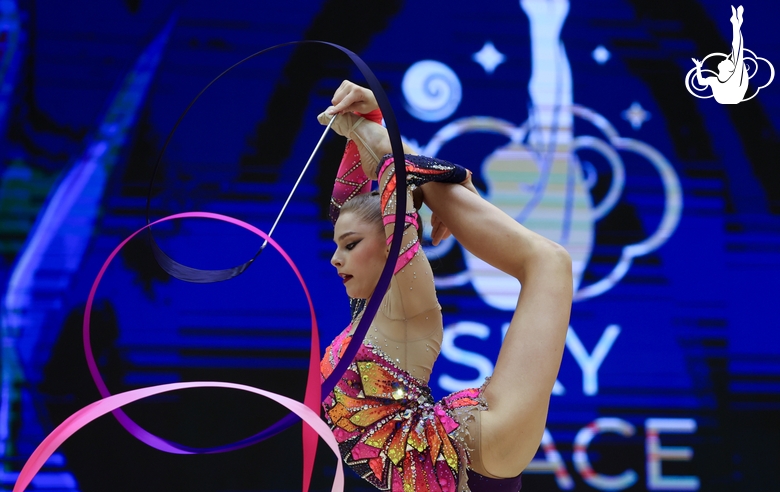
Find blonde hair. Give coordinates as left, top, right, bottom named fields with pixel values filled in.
left=340, top=191, right=383, bottom=232
left=340, top=191, right=424, bottom=243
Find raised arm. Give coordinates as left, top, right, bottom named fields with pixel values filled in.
left=321, top=81, right=470, bottom=319
left=692, top=58, right=711, bottom=87
left=328, top=109, right=382, bottom=225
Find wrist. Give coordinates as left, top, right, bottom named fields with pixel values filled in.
left=357, top=108, right=382, bottom=123
left=412, top=186, right=425, bottom=210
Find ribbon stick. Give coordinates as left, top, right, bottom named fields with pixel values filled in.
left=261, top=113, right=338, bottom=250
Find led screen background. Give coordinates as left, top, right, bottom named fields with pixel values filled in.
left=0, top=0, right=779, bottom=490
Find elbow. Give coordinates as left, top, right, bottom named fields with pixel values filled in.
left=363, top=161, right=378, bottom=181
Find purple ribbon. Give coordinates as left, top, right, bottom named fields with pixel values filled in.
left=15, top=42, right=408, bottom=492
left=141, top=41, right=407, bottom=450
left=13, top=381, right=345, bottom=492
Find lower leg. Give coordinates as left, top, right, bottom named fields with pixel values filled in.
left=420, top=182, right=562, bottom=283
left=422, top=182, right=572, bottom=476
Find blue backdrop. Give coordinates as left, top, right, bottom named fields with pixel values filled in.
left=1, top=0, right=779, bottom=490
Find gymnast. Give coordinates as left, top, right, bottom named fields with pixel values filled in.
left=318, top=80, right=573, bottom=491
left=692, top=5, right=748, bottom=104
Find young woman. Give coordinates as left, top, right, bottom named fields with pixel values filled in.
left=319, top=81, right=572, bottom=492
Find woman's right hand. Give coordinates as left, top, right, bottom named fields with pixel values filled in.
left=326, top=80, right=379, bottom=115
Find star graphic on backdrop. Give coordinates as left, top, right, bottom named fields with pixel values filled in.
left=622, top=101, right=651, bottom=130
left=592, top=45, right=611, bottom=64
left=473, top=41, right=506, bottom=74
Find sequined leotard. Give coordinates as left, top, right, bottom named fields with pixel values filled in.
left=322, top=112, right=522, bottom=492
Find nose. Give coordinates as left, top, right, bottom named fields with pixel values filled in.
left=331, top=249, right=342, bottom=268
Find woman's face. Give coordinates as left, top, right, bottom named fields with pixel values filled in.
left=331, top=212, right=388, bottom=299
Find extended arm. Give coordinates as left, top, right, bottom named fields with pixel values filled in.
left=692, top=59, right=711, bottom=87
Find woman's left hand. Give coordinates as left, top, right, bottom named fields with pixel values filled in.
left=430, top=212, right=452, bottom=246
left=426, top=173, right=479, bottom=246
left=414, top=186, right=451, bottom=246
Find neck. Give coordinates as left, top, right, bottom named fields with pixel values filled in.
left=350, top=298, right=367, bottom=325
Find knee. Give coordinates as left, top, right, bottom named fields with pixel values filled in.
left=515, top=238, right=572, bottom=283
left=548, top=242, right=572, bottom=275
left=543, top=242, right=573, bottom=290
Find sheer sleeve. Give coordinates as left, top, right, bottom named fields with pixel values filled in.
left=328, top=109, right=383, bottom=225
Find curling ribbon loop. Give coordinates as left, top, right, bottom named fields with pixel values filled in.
left=15, top=39, right=407, bottom=491
left=141, top=40, right=408, bottom=485
left=15, top=211, right=339, bottom=491
left=12, top=381, right=345, bottom=492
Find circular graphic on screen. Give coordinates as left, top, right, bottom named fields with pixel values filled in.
left=402, top=60, right=462, bottom=122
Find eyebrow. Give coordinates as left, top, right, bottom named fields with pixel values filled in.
left=336, top=231, right=358, bottom=242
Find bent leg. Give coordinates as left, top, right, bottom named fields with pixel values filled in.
left=422, top=182, right=572, bottom=477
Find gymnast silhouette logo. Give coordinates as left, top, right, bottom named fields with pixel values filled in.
left=685, top=5, right=774, bottom=104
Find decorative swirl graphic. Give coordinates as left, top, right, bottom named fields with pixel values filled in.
left=413, top=0, right=681, bottom=307
left=402, top=60, right=462, bottom=122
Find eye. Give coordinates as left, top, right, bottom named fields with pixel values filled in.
left=346, top=240, right=361, bottom=251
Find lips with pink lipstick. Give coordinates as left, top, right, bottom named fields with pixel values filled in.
left=339, top=273, right=353, bottom=284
